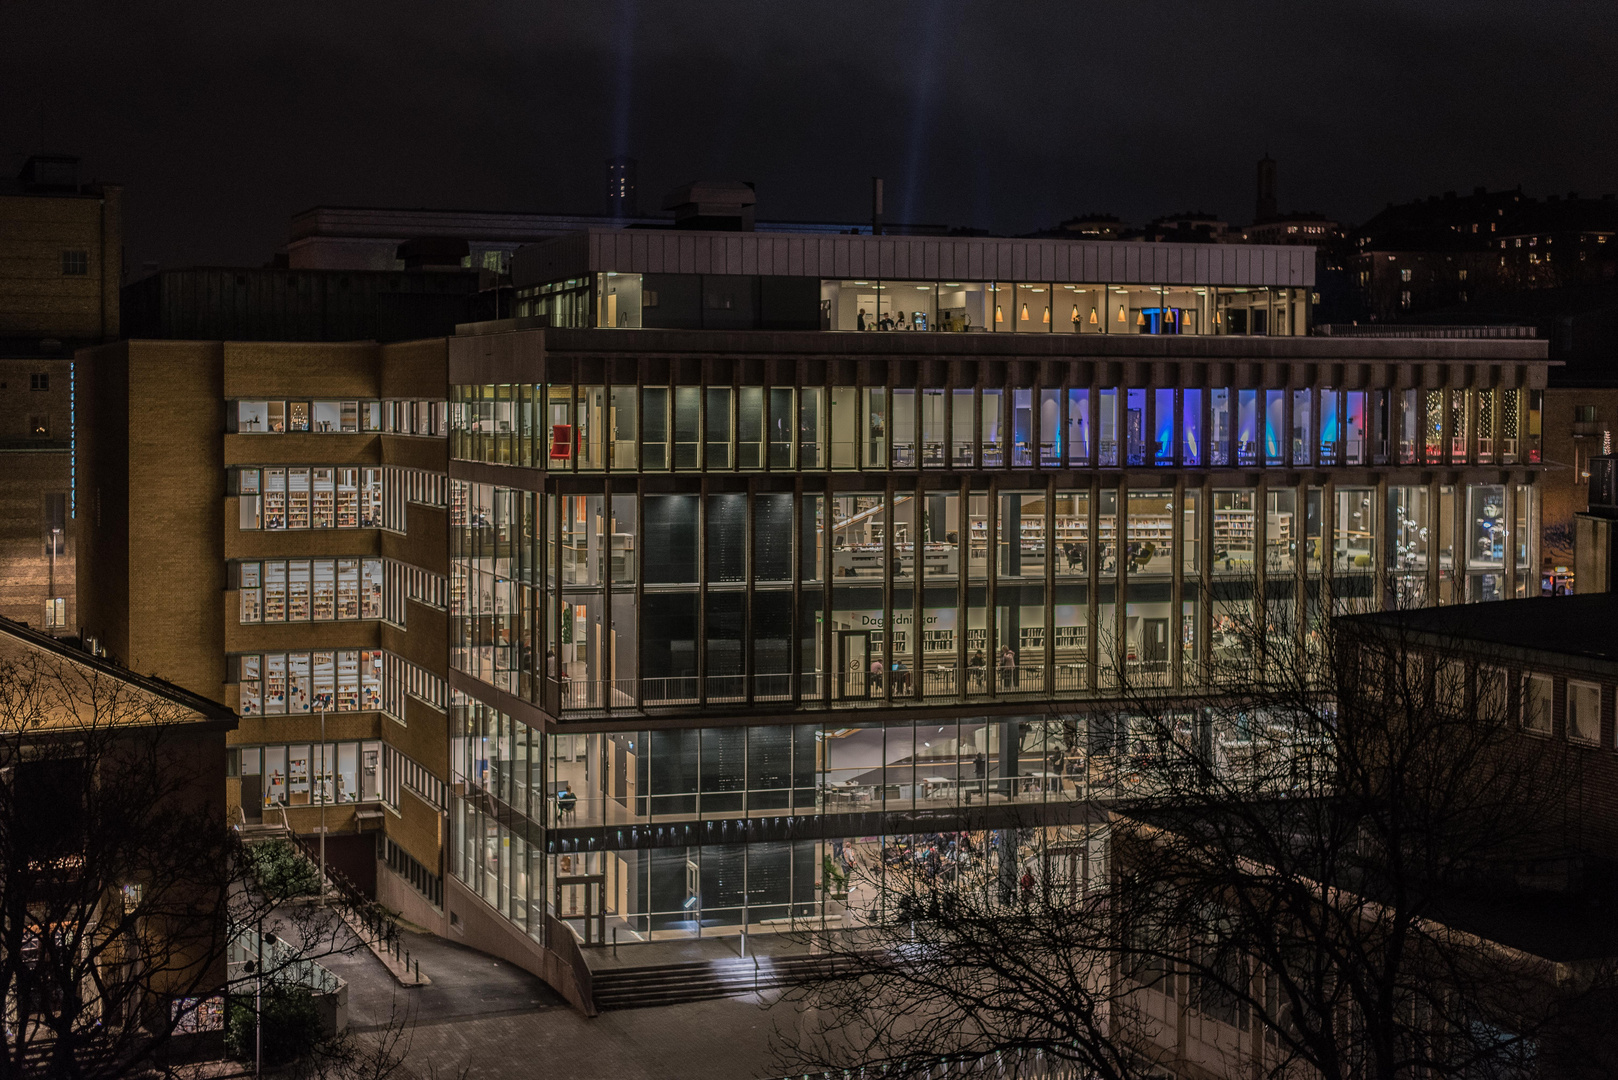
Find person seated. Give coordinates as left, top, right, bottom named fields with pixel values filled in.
left=556, top=786, right=578, bottom=820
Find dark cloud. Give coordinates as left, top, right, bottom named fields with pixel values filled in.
left=2, top=0, right=1615, bottom=269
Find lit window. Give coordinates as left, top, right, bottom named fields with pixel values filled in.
left=1523, top=673, right=1553, bottom=733
left=1567, top=679, right=1601, bottom=743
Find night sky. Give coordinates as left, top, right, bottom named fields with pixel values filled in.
left=4, top=0, right=1616, bottom=271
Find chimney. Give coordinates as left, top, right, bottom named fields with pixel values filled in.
left=606, top=157, right=638, bottom=218
left=1255, top=155, right=1278, bottom=223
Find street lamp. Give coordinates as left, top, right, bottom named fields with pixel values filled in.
left=319, top=709, right=326, bottom=906
left=241, top=928, right=278, bottom=1079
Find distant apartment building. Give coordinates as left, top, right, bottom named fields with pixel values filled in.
left=0, top=155, right=121, bottom=632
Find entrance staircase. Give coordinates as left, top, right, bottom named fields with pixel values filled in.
left=590, top=952, right=854, bottom=1010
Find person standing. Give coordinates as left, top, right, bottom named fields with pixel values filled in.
left=999, top=645, right=1017, bottom=689
left=857, top=307, right=868, bottom=331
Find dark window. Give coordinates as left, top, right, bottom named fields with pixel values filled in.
left=30, top=373, right=49, bottom=391
left=1577, top=405, right=1598, bottom=424
left=705, top=494, right=746, bottom=582
left=16, top=757, right=87, bottom=863
left=643, top=496, right=699, bottom=584
left=28, top=416, right=49, bottom=438
left=61, top=251, right=87, bottom=276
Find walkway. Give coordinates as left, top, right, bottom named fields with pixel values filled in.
left=321, top=924, right=801, bottom=1080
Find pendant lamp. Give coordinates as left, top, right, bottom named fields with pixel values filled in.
left=1215, top=310, right=1223, bottom=326
left=1043, top=306, right=1050, bottom=324
left=1020, top=303, right=1030, bottom=322
left=1165, top=308, right=1176, bottom=324
left=1089, top=307, right=1099, bottom=325
left=995, top=304, right=1004, bottom=324
left=1071, top=305, right=1081, bottom=324
left=1116, top=304, right=1125, bottom=323
left=1136, top=309, right=1146, bottom=326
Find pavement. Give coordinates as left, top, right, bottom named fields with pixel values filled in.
left=320, top=924, right=805, bottom=1080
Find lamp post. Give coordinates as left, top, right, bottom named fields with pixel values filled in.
left=319, top=708, right=327, bottom=906
left=245, top=928, right=279, bottom=1079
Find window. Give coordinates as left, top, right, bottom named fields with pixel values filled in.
left=1522, top=673, right=1552, bottom=734
left=235, top=650, right=384, bottom=716
left=44, top=598, right=65, bottom=630
left=1567, top=679, right=1600, bottom=743
left=236, top=467, right=382, bottom=531
left=29, top=372, right=48, bottom=391
left=1399, top=268, right=1412, bottom=282
left=1400, top=290, right=1412, bottom=309
left=1576, top=405, right=1598, bottom=424
left=237, top=558, right=382, bottom=624
left=28, top=415, right=48, bottom=438
left=242, top=740, right=383, bottom=805
left=61, top=250, right=87, bottom=275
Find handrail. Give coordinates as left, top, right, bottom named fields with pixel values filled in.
left=544, top=913, right=597, bottom=1016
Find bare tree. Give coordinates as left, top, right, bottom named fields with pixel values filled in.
left=0, top=640, right=369, bottom=1078
left=778, top=578, right=1615, bottom=1079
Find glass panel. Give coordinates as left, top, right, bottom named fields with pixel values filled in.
left=1345, top=391, right=1367, bottom=466
left=1292, top=389, right=1311, bottom=466
left=1067, top=388, right=1091, bottom=467
left=798, top=387, right=824, bottom=469
left=737, top=387, right=764, bottom=470
left=952, top=389, right=975, bottom=467
left=1476, top=389, right=1495, bottom=464
left=705, top=388, right=733, bottom=469
left=1210, top=389, right=1231, bottom=467
left=610, top=385, right=638, bottom=469
left=1264, top=390, right=1285, bottom=466
left=576, top=386, right=605, bottom=470
left=891, top=388, right=916, bottom=468
left=673, top=387, right=700, bottom=469
left=768, top=387, right=794, bottom=468
left=1039, top=389, right=1062, bottom=467
left=1236, top=390, right=1258, bottom=467
left=1424, top=389, right=1445, bottom=463
left=1098, top=389, right=1119, bottom=467
left=921, top=389, right=947, bottom=468
left=1012, top=388, right=1034, bottom=467
left=1501, top=389, right=1520, bottom=463
left=1182, top=489, right=1200, bottom=574
left=1016, top=283, right=1051, bottom=332
left=1266, top=490, right=1296, bottom=575
left=1468, top=485, right=1506, bottom=571
left=863, top=388, right=888, bottom=469
left=1212, top=489, right=1255, bottom=574
left=1154, top=389, right=1175, bottom=465
left=1451, top=391, right=1469, bottom=462
left=1182, top=389, right=1202, bottom=466
left=1055, top=492, right=1089, bottom=579
left=642, top=387, right=670, bottom=470
left=830, top=387, right=858, bottom=469
left=981, top=389, right=1003, bottom=467
left=1125, top=389, right=1146, bottom=466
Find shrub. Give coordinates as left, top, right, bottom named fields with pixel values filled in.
left=246, top=839, right=322, bottom=900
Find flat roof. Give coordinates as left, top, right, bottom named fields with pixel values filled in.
left=512, top=228, right=1317, bottom=291
left=1345, top=595, right=1618, bottom=674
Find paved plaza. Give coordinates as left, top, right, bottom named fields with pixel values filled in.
left=320, top=927, right=805, bottom=1080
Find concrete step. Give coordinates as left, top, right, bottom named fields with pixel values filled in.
left=591, top=953, right=854, bottom=1010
